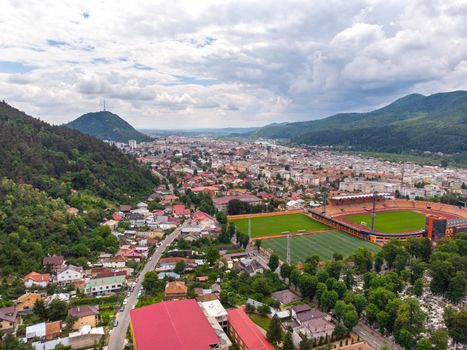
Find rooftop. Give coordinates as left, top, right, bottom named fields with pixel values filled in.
left=130, top=299, right=219, bottom=350
left=227, top=308, right=275, bottom=350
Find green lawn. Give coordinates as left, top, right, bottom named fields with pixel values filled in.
left=344, top=210, right=426, bottom=233
left=262, top=231, right=380, bottom=263
left=248, top=313, right=271, bottom=330
left=231, top=213, right=329, bottom=237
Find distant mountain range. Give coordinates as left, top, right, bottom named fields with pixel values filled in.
left=248, top=91, right=467, bottom=156
left=66, top=111, right=152, bottom=143
left=143, top=127, right=259, bottom=137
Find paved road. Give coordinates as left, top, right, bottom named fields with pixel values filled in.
left=353, top=321, right=401, bottom=350
left=107, top=225, right=183, bottom=350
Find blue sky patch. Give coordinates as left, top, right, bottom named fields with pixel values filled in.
left=0, top=61, right=35, bottom=73
left=172, top=75, right=218, bottom=86
left=134, top=63, right=153, bottom=70
left=47, top=39, right=67, bottom=47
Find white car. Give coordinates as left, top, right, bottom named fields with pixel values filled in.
left=123, top=298, right=128, bottom=305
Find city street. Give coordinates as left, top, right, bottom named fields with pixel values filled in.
left=107, top=224, right=184, bottom=350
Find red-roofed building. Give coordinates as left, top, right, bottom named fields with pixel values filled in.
left=23, top=272, right=50, bottom=288
left=172, top=204, right=191, bottom=217
left=130, top=299, right=222, bottom=350
left=227, top=308, right=275, bottom=350
left=192, top=210, right=216, bottom=226
left=112, top=213, right=124, bottom=221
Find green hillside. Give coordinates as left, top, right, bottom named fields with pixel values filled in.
left=66, top=110, right=152, bottom=143
left=0, top=101, right=158, bottom=203
left=250, top=91, right=467, bottom=157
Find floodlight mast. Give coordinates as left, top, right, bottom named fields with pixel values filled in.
left=370, top=191, right=377, bottom=233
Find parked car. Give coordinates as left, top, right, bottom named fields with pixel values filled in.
left=114, top=320, right=119, bottom=327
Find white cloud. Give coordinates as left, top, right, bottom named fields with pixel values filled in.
left=0, top=0, right=466, bottom=128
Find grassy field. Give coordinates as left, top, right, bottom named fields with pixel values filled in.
left=344, top=210, right=426, bottom=233
left=262, top=231, right=381, bottom=263
left=248, top=313, right=271, bottom=330
left=231, top=213, right=329, bottom=237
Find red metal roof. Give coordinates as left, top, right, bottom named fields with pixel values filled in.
left=130, top=299, right=219, bottom=350
left=228, top=308, right=275, bottom=350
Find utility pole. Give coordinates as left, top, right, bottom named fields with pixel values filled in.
left=321, top=188, right=328, bottom=215
left=287, top=234, right=291, bottom=265
left=370, top=191, right=377, bottom=233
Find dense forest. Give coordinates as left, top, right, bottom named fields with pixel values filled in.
left=0, top=101, right=158, bottom=203
left=249, top=91, right=467, bottom=159
left=0, top=179, right=118, bottom=276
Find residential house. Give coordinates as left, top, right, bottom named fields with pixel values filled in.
left=192, top=210, right=216, bottom=227
left=271, top=289, right=301, bottom=306
left=101, top=255, right=127, bottom=269
left=26, top=321, right=62, bottom=341
left=68, top=306, right=100, bottom=330
left=172, top=204, right=191, bottom=218
left=164, top=281, right=188, bottom=300
left=237, top=258, right=264, bottom=276
left=43, top=256, right=65, bottom=272
left=85, top=275, right=126, bottom=296
left=15, top=293, right=43, bottom=314
left=23, top=272, right=50, bottom=288
left=57, top=265, right=84, bottom=285
left=120, top=204, right=132, bottom=212
left=291, top=304, right=335, bottom=340
left=0, top=306, right=19, bottom=333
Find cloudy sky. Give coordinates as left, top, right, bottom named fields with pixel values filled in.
left=1, top=0, right=467, bottom=129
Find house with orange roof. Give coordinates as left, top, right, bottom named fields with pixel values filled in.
left=164, top=281, right=188, bottom=300
left=15, top=293, right=43, bottom=314
left=23, top=272, right=50, bottom=288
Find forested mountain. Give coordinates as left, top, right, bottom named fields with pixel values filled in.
left=0, top=101, right=158, bottom=203
left=66, top=110, right=152, bottom=143
left=249, top=91, right=467, bottom=156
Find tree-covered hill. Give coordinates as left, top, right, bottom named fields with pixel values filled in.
left=0, top=101, right=158, bottom=203
left=0, top=178, right=118, bottom=276
left=66, top=110, right=152, bottom=143
left=249, top=91, right=467, bottom=156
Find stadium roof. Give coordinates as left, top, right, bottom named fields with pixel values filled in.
left=331, top=193, right=390, bottom=200
left=130, top=299, right=219, bottom=350
left=227, top=308, right=275, bottom=350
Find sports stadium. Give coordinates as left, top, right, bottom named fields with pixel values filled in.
left=310, top=194, right=467, bottom=245
left=228, top=195, right=467, bottom=263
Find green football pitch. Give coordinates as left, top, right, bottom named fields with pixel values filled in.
left=262, top=231, right=381, bottom=263
left=230, top=213, right=329, bottom=238
left=343, top=210, right=426, bottom=233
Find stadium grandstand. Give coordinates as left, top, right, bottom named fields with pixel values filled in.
left=310, top=195, right=467, bottom=245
